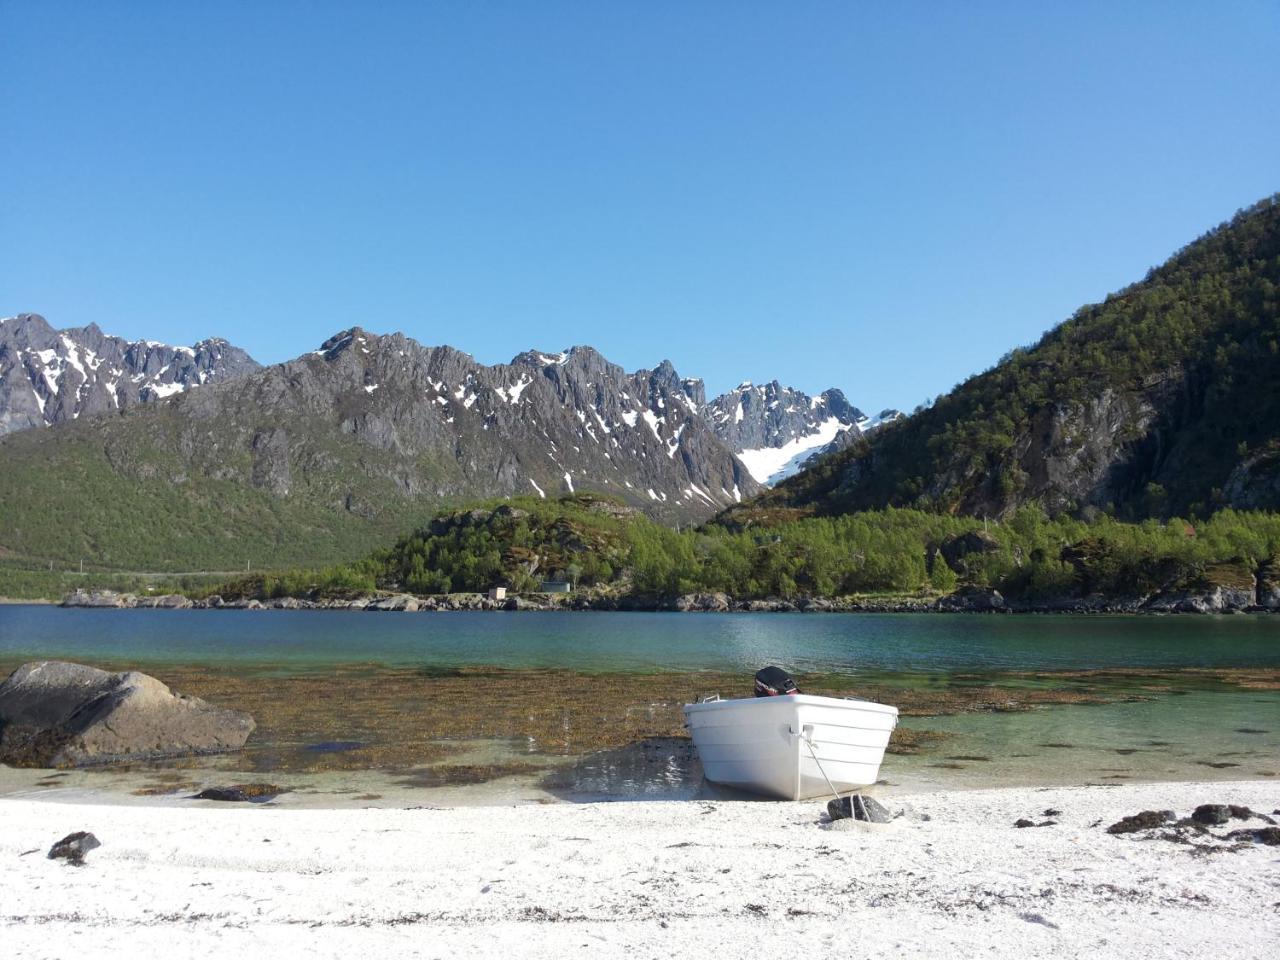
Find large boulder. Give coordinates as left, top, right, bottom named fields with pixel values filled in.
left=0, top=661, right=255, bottom=767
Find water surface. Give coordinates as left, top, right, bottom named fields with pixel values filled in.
left=0, top=607, right=1276, bottom=806
left=2, top=607, right=1278, bottom=672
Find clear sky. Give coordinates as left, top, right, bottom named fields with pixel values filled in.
left=3, top=2, right=1277, bottom=412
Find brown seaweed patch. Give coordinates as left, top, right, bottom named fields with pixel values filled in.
left=886, top=728, right=952, bottom=755
left=3, top=660, right=1269, bottom=778
left=132, top=780, right=202, bottom=797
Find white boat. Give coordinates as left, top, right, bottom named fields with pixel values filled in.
left=682, top=693, right=898, bottom=801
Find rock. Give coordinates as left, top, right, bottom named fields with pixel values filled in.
left=1259, top=557, right=1280, bottom=610
left=1227, top=804, right=1259, bottom=821
left=61, top=589, right=137, bottom=608
left=1254, top=827, right=1280, bottom=845
left=191, top=783, right=285, bottom=802
left=139, top=594, right=194, bottom=609
left=1014, top=818, right=1036, bottom=828
left=938, top=530, right=1002, bottom=575
left=674, top=592, right=732, bottom=612
left=1191, top=804, right=1232, bottom=825
left=0, top=661, right=255, bottom=767
left=48, top=831, right=100, bottom=864
left=935, top=586, right=1006, bottom=612
left=367, top=594, right=421, bottom=612
left=1106, top=810, right=1175, bottom=834
left=827, top=794, right=893, bottom=823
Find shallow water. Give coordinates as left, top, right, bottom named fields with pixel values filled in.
left=0, top=607, right=1276, bottom=806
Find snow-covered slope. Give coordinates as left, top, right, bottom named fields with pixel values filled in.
left=706, top=381, right=898, bottom=485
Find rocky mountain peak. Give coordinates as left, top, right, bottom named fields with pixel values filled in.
left=0, top=313, right=260, bottom=436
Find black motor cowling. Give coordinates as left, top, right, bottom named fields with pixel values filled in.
left=753, top=666, right=800, bottom=697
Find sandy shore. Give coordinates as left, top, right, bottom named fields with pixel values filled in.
left=3, top=780, right=1277, bottom=959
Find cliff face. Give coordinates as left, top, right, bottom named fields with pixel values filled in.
left=745, top=194, right=1280, bottom=521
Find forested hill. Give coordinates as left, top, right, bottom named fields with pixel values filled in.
left=735, top=194, right=1280, bottom=523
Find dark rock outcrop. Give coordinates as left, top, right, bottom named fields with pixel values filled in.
left=191, top=784, right=285, bottom=803
left=1106, top=810, right=1175, bottom=834
left=0, top=661, right=255, bottom=767
left=935, top=587, right=1006, bottom=612
left=938, top=530, right=1002, bottom=575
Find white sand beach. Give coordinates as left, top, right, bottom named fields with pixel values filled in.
left=3, top=780, right=1278, bottom=959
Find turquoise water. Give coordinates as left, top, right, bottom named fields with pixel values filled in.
left=1, top=607, right=1276, bottom=805
left=1, top=607, right=1278, bottom=672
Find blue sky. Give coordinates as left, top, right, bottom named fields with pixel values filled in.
left=3, top=2, right=1277, bottom=412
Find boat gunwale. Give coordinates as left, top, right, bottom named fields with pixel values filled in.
left=681, top=693, right=899, bottom=718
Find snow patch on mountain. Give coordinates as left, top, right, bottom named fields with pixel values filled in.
left=736, top=416, right=849, bottom=485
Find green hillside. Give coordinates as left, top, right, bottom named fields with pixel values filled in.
left=212, top=494, right=1280, bottom=609
left=745, top=195, right=1280, bottom=522
left=0, top=409, right=431, bottom=573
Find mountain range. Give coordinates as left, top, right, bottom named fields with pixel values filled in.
left=0, top=313, right=260, bottom=435
left=0, top=318, right=888, bottom=570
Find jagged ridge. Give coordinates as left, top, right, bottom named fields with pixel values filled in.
left=0, top=313, right=259, bottom=435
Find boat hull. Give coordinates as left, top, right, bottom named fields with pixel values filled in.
left=683, top=694, right=898, bottom=801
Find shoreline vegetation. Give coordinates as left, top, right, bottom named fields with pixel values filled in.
left=14, top=494, right=1280, bottom=615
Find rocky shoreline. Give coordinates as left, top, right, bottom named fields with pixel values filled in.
left=59, top=583, right=1280, bottom=614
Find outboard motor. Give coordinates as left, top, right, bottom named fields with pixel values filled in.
left=753, top=666, right=800, bottom=697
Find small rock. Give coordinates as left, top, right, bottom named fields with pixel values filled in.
left=1225, top=826, right=1280, bottom=846
left=1107, top=810, right=1175, bottom=834
left=1015, top=818, right=1037, bottom=828
left=1191, top=804, right=1231, bottom=826
left=1043, top=808, right=1062, bottom=817
left=1255, top=827, right=1280, bottom=845
left=827, top=794, right=893, bottom=823
left=192, top=783, right=285, bottom=803
left=1018, top=911, right=1060, bottom=930
left=48, top=831, right=100, bottom=864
